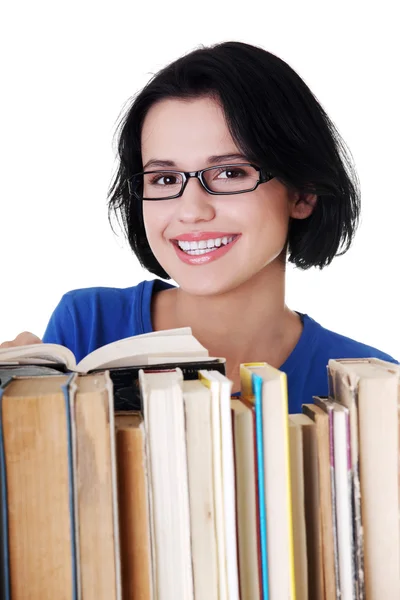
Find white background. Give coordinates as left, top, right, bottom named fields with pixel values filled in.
left=0, top=0, right=399, bottom=358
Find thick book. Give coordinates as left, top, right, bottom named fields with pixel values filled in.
left=70, top=373, right=121, bottom=600
left=241, top=362, right=296, bottom=600
left=139, top=368, right=194, bottom=600
left=328, top=358, right=400, bottom=599
left=0, top=375, right=78, bottom=600
left=328, top=360, right=365, bottom=600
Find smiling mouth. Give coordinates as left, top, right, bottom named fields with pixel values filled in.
left=173, top=235, right=239, bottom=255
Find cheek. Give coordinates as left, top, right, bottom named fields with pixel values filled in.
left=142, top=202, right=170, bottom=246
left=232, top=194, right=290, bottom=237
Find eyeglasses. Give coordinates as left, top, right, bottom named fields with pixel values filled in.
left=127, top=163, right=274, bottom=201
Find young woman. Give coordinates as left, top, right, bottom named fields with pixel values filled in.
left=2, top=41, right=396, bottom=412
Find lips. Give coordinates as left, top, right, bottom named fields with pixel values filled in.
left=171, top=233, right=241, bottom=266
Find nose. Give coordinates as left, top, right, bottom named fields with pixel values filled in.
left=175, top=176, right=216, bottom=224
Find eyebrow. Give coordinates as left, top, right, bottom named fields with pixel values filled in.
left=142, top=153, right=248, bottom=171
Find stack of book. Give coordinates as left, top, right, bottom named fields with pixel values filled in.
left=0, top=330, right=399, bottom=599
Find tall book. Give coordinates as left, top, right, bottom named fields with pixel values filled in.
left=139, top=368, right=194, bottom=600
left=0, top=375, right=78, bottom=600
left=328, top=358, right=400, bottom=599
left=241, top=362, right=295, bottom=600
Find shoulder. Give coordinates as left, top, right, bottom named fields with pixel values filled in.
left=42, top=279, right=174, bottom=358
left=304, top=314, right=398, bottom=363
left=58, top=278, right=173, bottom=314
left=60, top=280, right=151, bottom=309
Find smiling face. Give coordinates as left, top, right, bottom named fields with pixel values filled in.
left=141, top=96, right=311, bottom=296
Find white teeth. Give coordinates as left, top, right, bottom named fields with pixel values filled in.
left=177, top=235, right=236, bottom=254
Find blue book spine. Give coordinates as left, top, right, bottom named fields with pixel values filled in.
left=253, top=373, right=269, bottom=600
left=0, top=378, right=12, bottom=600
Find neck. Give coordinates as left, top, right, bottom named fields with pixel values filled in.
left=153, top=260, right=302, bottom=374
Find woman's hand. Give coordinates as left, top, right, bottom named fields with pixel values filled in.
left=0, top=332, right=42, bottom=348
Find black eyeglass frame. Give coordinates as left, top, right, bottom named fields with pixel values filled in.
left=127, top=163, right=274, bottom=201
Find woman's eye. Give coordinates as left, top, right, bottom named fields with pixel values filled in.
left=216, top=168, right=244, bottom=179
left=153, top=174, right=179, bottom=185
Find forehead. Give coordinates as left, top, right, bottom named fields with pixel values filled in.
left=141, top=97, right=239, bottom=165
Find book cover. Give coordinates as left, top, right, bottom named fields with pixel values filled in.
left=329, top=359, right=400, bottom=598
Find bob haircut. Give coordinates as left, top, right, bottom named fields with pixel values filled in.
left=108, top=41, right=360, bottom=280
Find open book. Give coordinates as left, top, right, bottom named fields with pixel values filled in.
left=0, top=327, right=212, bottom=374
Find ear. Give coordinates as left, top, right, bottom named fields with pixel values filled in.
left=289, top=193, right=317, bottom=220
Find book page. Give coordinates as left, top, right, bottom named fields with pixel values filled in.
left=0, top=343, right=76, bottom=369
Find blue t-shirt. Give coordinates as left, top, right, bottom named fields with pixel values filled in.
left=42, top=278, right=398, bottom=414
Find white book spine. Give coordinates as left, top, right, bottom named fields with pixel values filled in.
left=334, top=408, right=355, bottom=600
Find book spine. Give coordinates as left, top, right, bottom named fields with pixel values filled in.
left=62, top=375, right=80, bottom=600
left=253, top=375, right=269, bottom=600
